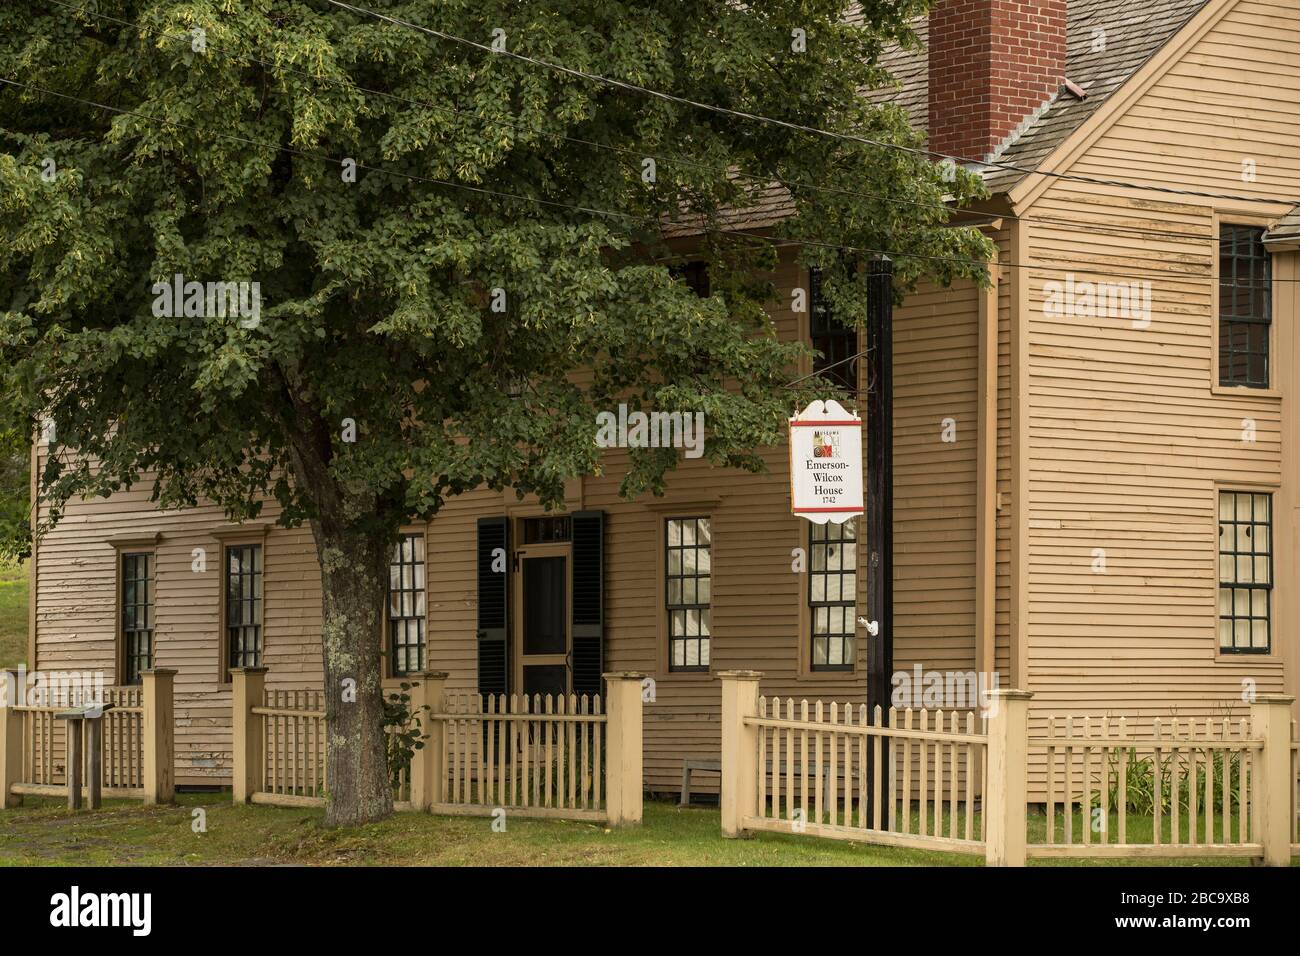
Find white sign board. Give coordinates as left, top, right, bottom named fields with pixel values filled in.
left=789, top=399, right=863, bottom=523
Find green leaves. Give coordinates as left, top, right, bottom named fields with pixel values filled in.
left=0, top=0, right=992, bottom=544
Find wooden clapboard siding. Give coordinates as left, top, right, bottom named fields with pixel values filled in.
left=1015, top=0, right=1300, bottom=793
left=893, top=275, right=980, bottom=681
left=30, top=441, right=326, bottom=784
left=32, top=249, right=983, bottom=792
left=273, top=244, right=974, bottom=795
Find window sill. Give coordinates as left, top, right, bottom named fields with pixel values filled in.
left=798, top=668, right=862, bottom=681
left=1210, top=383, right=1280, bottom=400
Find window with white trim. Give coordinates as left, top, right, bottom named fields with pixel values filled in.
left=809, top=519, right=856, bottom=670
left=666, top=517, right=711, bottom=671
left=1218, top=491, right=1271, bottom=653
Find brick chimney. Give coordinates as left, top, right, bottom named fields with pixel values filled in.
left=928, top=0, right=1068, bottom=162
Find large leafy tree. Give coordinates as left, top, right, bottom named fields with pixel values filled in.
left=0, top=0, right=991, bottom=824
left=0, top=427, right=29, bottom=562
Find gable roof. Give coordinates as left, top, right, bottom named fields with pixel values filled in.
left=668, top=1, right=1215, bottom=235
left=870, top=0, right=1211, bottom=193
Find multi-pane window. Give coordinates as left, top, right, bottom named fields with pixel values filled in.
left=389, top=534, right=426, bottom=676
left=809, top=519, right=857, bottom=670
left=666, top=517, right=711, bottom=671
left=522, top=516, right=571, bottom=544
left=226, top=544, right=263, bottom=672
left=810, top=267, right=858, bottom=391
left=1218, top=492, right=1271, bottom=653
left=1219, top=225, right=1271, bottom=388
left=120, top=552, right=153, bottom=685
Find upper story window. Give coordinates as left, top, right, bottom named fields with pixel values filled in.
left=666, top=517, right=711, bottom=672
left=1219, top=225, right=1271, bottom=388
left=120, top=552, right=154, bottom=685
left=1218, top=491, right=1271, bottom=654
left=810, top=267, right=858, bottom=391
left=226, top=543, right=263, bottom=673
left=809, top=519, right=856, bottom=671
left=670, top=260, right=710, bottom=298
left=389, top=533, right=427, bottom=676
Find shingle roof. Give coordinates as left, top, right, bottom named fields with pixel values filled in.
left=1265, top=204, right=1300, bottom=243
left=669, top=2, right=1211, bottom=234
left=868, top=0, right=1211, bottom=193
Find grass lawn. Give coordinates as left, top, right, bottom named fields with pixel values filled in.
left=0, top=795, right=983, bottom=867
left=0, top=560, right=25, bottom=669
left=0, top=794, right=1276, bottom=867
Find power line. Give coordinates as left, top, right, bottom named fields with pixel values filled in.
left=3, top=74, right=1294, bottom=285
left=324, top=0, right=1300, bottom=208
left=41, top=0, right=1290, bottom=250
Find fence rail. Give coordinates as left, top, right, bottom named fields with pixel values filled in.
left=11, top=687, right=146, bottom=795
left=232, top=668, right=646, bottom=825
left=252, top=689, right=327, bottom=807
left=431, top=692, right=606, bottom=820
left=1027, top=715, right=1263, bottom=859
left=742, top=696, right=987, bottom=854
left=1, top=669, right=175, bottom=807
left=722, top=673, right=1298, bottom=866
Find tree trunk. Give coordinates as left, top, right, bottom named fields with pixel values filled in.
left=314, top=523, right=393, bottom=826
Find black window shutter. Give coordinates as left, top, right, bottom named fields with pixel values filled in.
left=476, top=516, right=510, bottom=698
left=570, top=510, right=605, bottom=698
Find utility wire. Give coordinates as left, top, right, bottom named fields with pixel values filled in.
left=324, top=0, right=1300, bottom=208
left=40, top=0, right=1277, bottom=250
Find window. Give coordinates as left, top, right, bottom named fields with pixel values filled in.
left=1218, top=492, right=1271, bottom=653
left=809, top=519, right=856, bottom=670
left=670, top=260, right=710, bottom=298
left=120, top=552, right=153, bottom=684
left=666, top=517, right=711, bottom=671
left=810, top=266, right=858, bottom=390
left=1219, top=225, right=1271, bottom=388
left=389, top=534, right=426, bottom=676
left=521, top=516, right=571, bottom=544
left=225, top=544, right=263, bottom=672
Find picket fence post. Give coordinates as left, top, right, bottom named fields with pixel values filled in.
left=0, top=668, right=22, bottom=808
left=984, top=689, right=1032, bottom=867
left=230, top=667, right=267, bottom=804
left=720, top=670, right=762, bottom=838
left=1249, top=694, right=1295, bottom=866
left=602, top=672, right=645, bottom=826
left=141, top=668, right=176, bottom=805
left=407, top=671, right=448, bottom=812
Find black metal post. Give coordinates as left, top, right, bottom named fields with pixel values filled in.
left=865, top=256, right=894, bottom=827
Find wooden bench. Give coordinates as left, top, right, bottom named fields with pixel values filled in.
left=679, top=758, right=722, bottom=806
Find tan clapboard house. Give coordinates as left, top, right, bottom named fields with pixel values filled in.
left=27, top=0, right=1300, bottom=796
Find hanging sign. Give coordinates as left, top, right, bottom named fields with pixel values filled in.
left=789, top=399, right=863, bottom=523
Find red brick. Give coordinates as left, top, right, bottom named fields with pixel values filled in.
left=927, top=0, right=1066, bottom=159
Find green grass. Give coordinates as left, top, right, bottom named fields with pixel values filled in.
left=1, top=795, right=1281, bottom=867
left=0, top=795, right=984, bottom=867
left=0, top=560, right=25, bottom=669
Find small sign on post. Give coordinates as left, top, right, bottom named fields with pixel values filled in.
left=789, top=399, right=863, bottom=523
